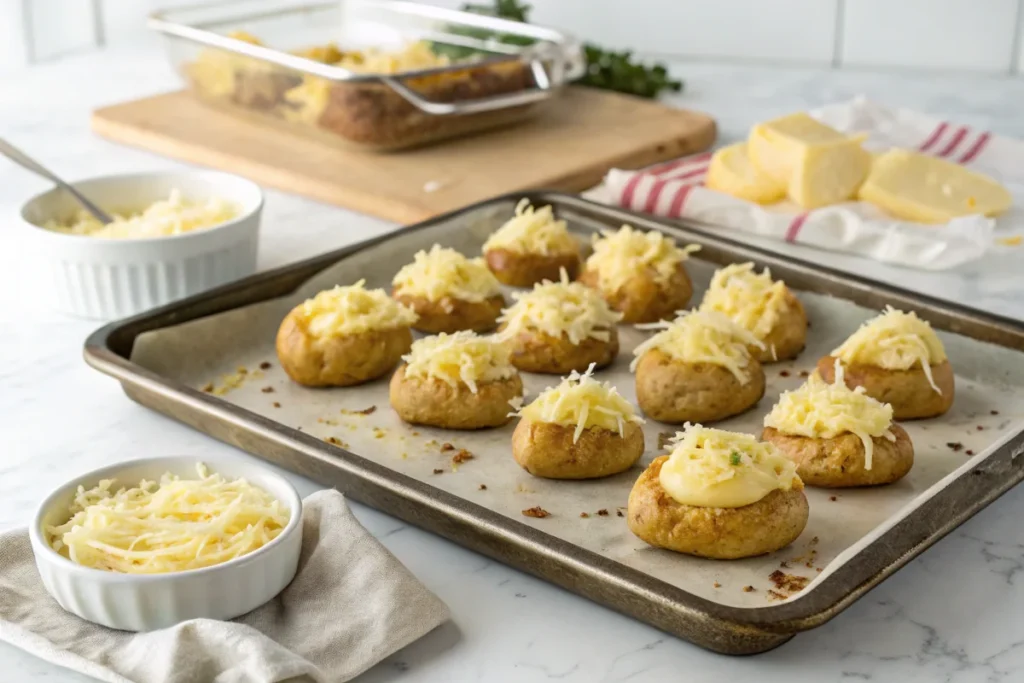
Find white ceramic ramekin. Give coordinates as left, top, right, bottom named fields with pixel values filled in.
left=30, top=455, right=302, bottom=632
left=19, top=171, right=263, bottom=320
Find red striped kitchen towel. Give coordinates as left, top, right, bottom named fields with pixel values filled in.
left=590, top=97, right=1024, bottom=270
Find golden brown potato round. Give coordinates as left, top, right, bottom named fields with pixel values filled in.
left=276, top=307, right=411, bottom=387
left=504, top=327, right=619, bottom=374
left=392, top=291, right=505, bottom=334
left=755, top=289, right=808, bottom=363
left=484, top=248, right=581, bottom=288
left=388, top=366, right=522, bottom=429
left=762, top=424, right=914, bottom=488
left=579, top=262, right=693, bottom=324
left=817, top=356, right=954, bottom=420
left=512, top=419, right=644, bottom=479
left=634, top=349, right=765, bottom=423
left=627, top=456, right=809, bottom=559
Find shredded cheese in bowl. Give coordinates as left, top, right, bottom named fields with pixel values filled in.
left=699, top=262, right=788, bottom=340
left=833, top=306, right=948, bottom=393
left=764, top=360, right=895, bottom=469
left=515, top=363, right=644, bottom=442
left=497, top=269, right=623, bottom=344
left=392, top=245, right=502, bottom=303
left=585, top=225, right=700, bottom=293
left=631, top=310, right=764, bottom=383
left=483, top=199, right=578, bottom=255
left=43, top=190, right=239, bottom=240
left=45, top=464, right=289, bottom=574
left=299, top=280, right=417, bottom=338
left=658, top=424, right=801, bottom=508
left=402, top=331, right=517, bottom=393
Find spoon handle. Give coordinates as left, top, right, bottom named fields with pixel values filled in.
left=0, top=137, right=113, bottom=224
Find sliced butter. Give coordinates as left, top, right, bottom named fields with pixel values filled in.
left=858, top=149, right=1011, bottom=224
left=706, top=142, right=785, bottom=204
left=789, top=139, right=872, bottom=209
left=748, top=112, right=848, bottom=184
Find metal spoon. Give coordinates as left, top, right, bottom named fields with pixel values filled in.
left=0, top=137, right=113, bottom=224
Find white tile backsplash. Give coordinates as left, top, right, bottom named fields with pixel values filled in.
left=840, top=0, right=1019, bottom=71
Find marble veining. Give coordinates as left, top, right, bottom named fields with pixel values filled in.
left=1, top=43, right=1023, bottom=682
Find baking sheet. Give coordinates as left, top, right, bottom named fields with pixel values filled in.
left=130, top=199, right=1024, bottom=609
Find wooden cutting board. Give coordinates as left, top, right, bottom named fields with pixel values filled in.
left=92, top=87, right=716, bottom=223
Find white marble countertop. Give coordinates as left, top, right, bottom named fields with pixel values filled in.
left=2, top=45, right=1024, bottom=682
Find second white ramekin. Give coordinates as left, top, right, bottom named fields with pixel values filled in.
left=18, top=170, right=263, bottom=320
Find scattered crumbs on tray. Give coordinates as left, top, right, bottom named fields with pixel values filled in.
left=597, top=509, right=609, bottom=517
left=272, top=402, right=281, bottom=408
left=779, top=370, right=790, bottom=377
left=816, top=567, right=823, bottom=573
left=742, top=586, right=755, bottom=593
left=452, top=449, right=474, bottom=465
left=976, top=425, right=985, bottom=431
left=250, top=369, right=264, bottom=379
left=324, top=436, right=348, bottom=448
left=810, top=536, right=819, bottom=546
left=440, top=442, right=456, bottom=452
left=713, top=582, right=721, bottom=589
left=341, top=406, right=377, bottom=416
left=401, top=453, right=408, bottom=460
left=658, top=431, right=674, bottom=450
left=201, top=382, right=214, bottom=393
left=580, top=512, right=590, bottom=518
left=208, top=369, right=248, bottom=396
left=616, top=509, right=624, bottom=518
left=829, top=496, right=837, bottom=502
left=432, top=468, right=444, bottom=475
left=261, top=386, right=274, bottom=393
left=425, top=439, right=439, bottom=448
left=515, top=483, right=533, bottom=494
left=779, top=561, right=789, bottom=569
left=412, top=430, right=420, bottom=436
left=966, top=449, right=975, bottom=456
left=799, top=370, right=810, bottom=378
left=259, top=361, right=272, bottom=370
left=522, top=506, right=550, bottom=519
left=478, top=484, right=487, bottom=491
left=347, top=424, right=357, bottom=431
left=947, top=441, right=964, bottom=452
left=991, top=410, right=1000, bottom=415
left=768, top=590, right=788, bottom=601
left=236, top=366, right=248, bottom=375
left=769, top=570, right=810, bottom=593
left=373, top=427, right=386, bottom=439
left=317, top=418, right=339, bottom=426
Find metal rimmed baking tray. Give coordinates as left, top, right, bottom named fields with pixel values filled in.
left=84, top=193, right=1024, bottom=654
left=150, top=0, right=585, bottom=150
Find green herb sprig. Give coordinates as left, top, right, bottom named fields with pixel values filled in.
left=435, top=0, right=683, bottom=99
left=729, top=451, right=742, bottom=466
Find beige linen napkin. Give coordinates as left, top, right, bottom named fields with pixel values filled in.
left=0, top=490, right=450, bottom=683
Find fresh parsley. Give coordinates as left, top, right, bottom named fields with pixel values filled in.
left=729, top=451, right=742, bottom=466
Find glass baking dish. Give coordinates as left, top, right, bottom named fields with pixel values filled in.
left=150, top=0, right=585, bottom=151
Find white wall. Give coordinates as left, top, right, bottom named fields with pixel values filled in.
left=8, top=0, right=1024, bottom=74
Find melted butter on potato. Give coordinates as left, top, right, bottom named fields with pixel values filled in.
left=833, top=306, right=948, bottom=392
left=392, top=245, right=502, bottom=303
left=298, top=280, right=417, bottom=338
left=631, top=310, right=763, bottom=383
left=515, top=363, right=643, bottom=442
left=658, top=425, right=801, bottom=509
left=699, top=262, right=789, bottom=340
left=585, top=225, right=700, bottom=294
left=764, top=360, right=895, bottom=470
left=401, top=331, right=517, bottom=394
left=483, top=200, right=578, bottom=256
left=497, top=269, right=622, bottom=345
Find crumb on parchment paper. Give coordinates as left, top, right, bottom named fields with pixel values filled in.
left=580, top=512, right=590, bottom=518
left=272, top=402, right=281, bottom=408
left=478, top=484, right=487, bottom=490
left=713, top=582, right=721, bottom=588
left=768, top=590, right=787, bottom=601
left=341, top=405, right=377, bottom=416
left=769, top=570, right=810, bottom=593
left=259, top=361, right=272, bottom=370
left=522, top=506, right=550, bottom=519
left=440, top=442, right=456, bottom=452
left=742, top=585, right=755, bottom=593
left=597, top=509, right=609, bottom=516
left=452, top=449, right=474, bottom=464
left=261, top=386, right=274, bottom=393
left=432, top=468, right=443, bottom=475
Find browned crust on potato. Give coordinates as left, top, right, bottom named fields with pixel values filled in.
left=634, top=349, right=765, bottom=423
left=762, top=424, right=914, bottom=488
left=755, top=288, right=808, bottom=363
left=579, top=261, right=693, bottom=324
left=503, top=327, right=619, bottom=374
left=627, top=456, right=809, bottom=559
left=392, top=291, right=504, bottom=334
left=817, top=356, right=954, bottom=420
left=512, top=419, right=644, bottom=479
left=484, top=248, right=580, bottom=288
left=275, top=307, right=411, bottom=387
left=389, top=366, right=522, bottom=429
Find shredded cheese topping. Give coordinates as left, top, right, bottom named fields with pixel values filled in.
left=44, top=190, right=239, bottom=240
left=299, top=280, right=417, bottom=338
left=401, top=331, right=517, bottom=393
left=482, top=199, right=578, bottom=256
left=45, top=464, right=289, bottom=574
left=585, top=225, right=700, bottom=293
left=658, top=424, right=800, bottom=508
left=765, top=360, right=895, bottom=470
left=392, top=244, right=502, bottom=303
left=515, top=363, right=644, bottom=442
left=497, top=269, right=623, bottom=344
left=631, top=310, right=764, bottom=383
left=833, top=306, right=948, bottom=393
left=699, top=262, right=789, bottom=340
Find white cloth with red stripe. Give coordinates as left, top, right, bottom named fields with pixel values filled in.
left=587, top=97, right=1024, bottom=270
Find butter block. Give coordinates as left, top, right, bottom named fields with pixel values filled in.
left=706, top=142, right=786, bottom=204
left=748, top=112, right=848, bottom=184
left=789, top=139, right=872, bottom=209
left=858, top=149, right=1012, bottom=224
